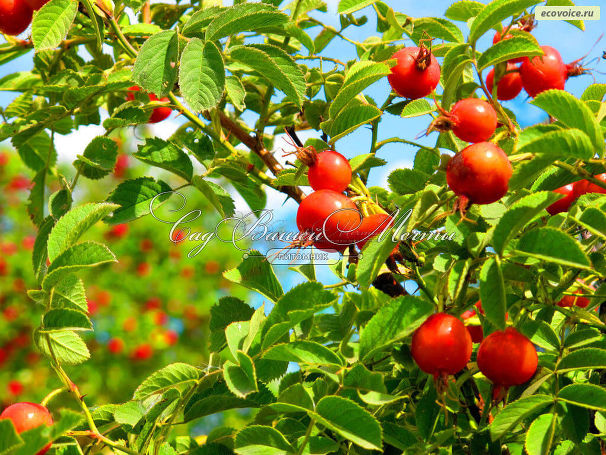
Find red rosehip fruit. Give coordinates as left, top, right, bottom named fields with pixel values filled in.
left=127, top=86, right=172, bottom=123
left=1, top=403, right=53, bottom=454
left=131, top=344, right=153, bottom=361
left=520, top=46, right=567, bottom=97
left=477, top=327, right=537, bottom=387
left=113, top=154, right=128, bottom=178
left=307, top=149, right=352, bottom=193
left=107, top=338, right=124, bottom=354
left=486, top=64, right=523, bottom=101
left=446, top=142, right=513, bottom=205
left=296, top=190, right=361, bottom=252
left=448, top=98, right=498, bottom=143
left=546, top=183, right=576, bottom=215
left=354, top=213, right=394, bottom=249
left=557, top=292, right=590, bottom=309
left=24, top=0, right=48, bottom=10
left=0, top=0, right=33, bottom=36
left=388, top=46, right=441, bottom=99
left=411, top=313, right=472, bottom=377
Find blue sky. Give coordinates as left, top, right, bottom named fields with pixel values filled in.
left=0, top=0, right=604, bottom=295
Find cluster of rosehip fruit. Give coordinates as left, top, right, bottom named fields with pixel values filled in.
left=294, top=146, right=395, bottom=252
left=0, top=0, right=48, bottom=36
left=384, top=26, right=591, bottom=211
left=412, top=312, right=537, bottom=400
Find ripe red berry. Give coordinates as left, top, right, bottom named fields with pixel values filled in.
left=546, top=183, right=576, bottom=215
left=106, top=224, right=129, bottom=240
left=144, top=296, right=162, bottom=311
left=164, top=330, right=178, bottom=346
left=296, top=190, right=361, bottom=251
left=477, top=327, right=537, bottom=387
left=520, top=46, right=567, bottom=97
left=307, top=150, right=352, bottom=193
left=140, top=238, right=154, bottom=252
left=22, top=235, right=35, bottom=250
left=557, top=292, right=590, bottom=309
left=1, top=403, right=53, bottom=454
left=7, top=380, right=23, bottom=396
left=492, top=29, right=530, bottom=64
left=131, top=344, right=153, bottom=361
left=486, top=64, right=523, bottom=101
left=24, top=0, right=48, bottom=9
left=388, top=46, right=441, bottom=100
left=460, top=308, right=483, bottom=343
left=0, top=152, right=8, bottom=166
left=8, top=175, right=32, bottom=191
left=127, top=86, right=172, bottom=123
left=411, top=313, right=472, bottom=376
left=107, top=338, right=124, bottom=354
left=0, top=0, right=33, bottom=36
left=446, top=142, right=513, bottom=205
left=205, top=260, right=220, bottom=274
left=447, top=98, right=498, bottom=143
left=573, top=173, right=606, bottom=198
left=136, top=262, right=151, bottom=276
left=354, top=213, right=394, bottom=249
left=113, top=154, right=128, bottom=178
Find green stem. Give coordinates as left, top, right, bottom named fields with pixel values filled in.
left=108, top=16, right=138, bottom=58
left=296, top=418, right=316, bottom=455
left=41, top=387, right=65, bottom=407
left=553, top=161, right=606, bottom=191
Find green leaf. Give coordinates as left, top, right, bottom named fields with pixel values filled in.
left=223, top=251, right=283, bottom=301
left=28, top=169, right=46, bottom=227
left=312, top=396, right=382, bottom=451
left=73, top=137, right=118, bottom=180
left=134, top=138, right=194, bottom=181
left=575, top=207, right=606, bottom=240
left=359, top=296, right=434, bottom=360
left=206, top=2, right=288, bottom=41
left=516, top=227, right=592, bottom=270
left=35, top=329, right=90, bottom=365
left=329, top=61, right=391, bottom=119
left=273, top=383, right=314, bottom=412
left=263, top=341, right=342, bottom=366
left=32, top=0, right=78, bottom=51
left=525, top=413, right=557, bottom=455
left=581, top=83, right=606, bottom=102
left=106, top=177, right=172, bottom=224
left=182, top=6, right=225, bottom=37
left=478, top=35, right=543, bottom=70
left=388, top=169, right=428, bottom=194
left=445, top=1, right=484, bottom=21
left=12, top=131, right=57, bottom=172
left=323, top=101, right=382, bottom=143
left=337, top=0, right=378, bottom=14
left=50, top=275, right=87, bottom=312
left=179, top=40, right=225, bottom=113
left=226, top=75, right=246, bottom=111
left=230, top=44, right=306, bottom=108
left=42, top=309, right=92, bottom=332
left=132, top=30, right=179, bottom=97
left=492, top=192, right=560, bottom=255
left=411, top=17, right=464, bottom=43
left=47, top=202, right=119, bottom=262
left=401, top=99, right=435, bottom=118
left=564, top=328, right=603, bottom=349
left=224, top=351, right=258, bottom=398
left=531, top=90, right=604, bottom=155
left=515, top=128, right=594, bottom=161
left=134, top=363, right=201, bottom=400
left=234, top=425, right=295, bottom=455
left=43, top=242, right=117, bottom=290
left=558, top=384, right=606, bottom=412
left=191, top=176, right=236, bottom=218
left=490, top=395, right=553, bottom=440
left=0, top=420, right=23, bottom=454
left=469, top=0, right=542, bottom=44
left=519, top=319, right=560, bottom=351
left=557, top=348, right=606, bottom=373
left=349, top=154, right=386, bottom=173
left=479, top=257, right=507, bottom=330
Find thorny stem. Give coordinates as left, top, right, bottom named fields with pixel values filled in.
left=553, top=160, right=606, bottom=191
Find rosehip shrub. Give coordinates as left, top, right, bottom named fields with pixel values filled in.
left=0, top=0, right=604, bottom=454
